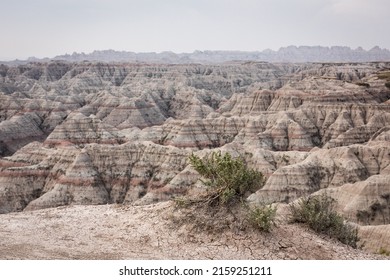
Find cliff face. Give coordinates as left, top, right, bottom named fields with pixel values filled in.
left=0, top=60, right=390, bottom=239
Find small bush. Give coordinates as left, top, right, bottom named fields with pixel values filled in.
left=188, top=151, right=264, bottom=207
left=356, top=82, right=370, bottom=88
left=378, top=247, right=390, bottom=256
left=247, top=205, right=277, bottom=232
left=377, top=71, right=390, bottom=80
left=172, top=151, right=273, bottom=233
left=385, top=82, right=390, bottom=89
left=289, top=193, right=359, bottom=248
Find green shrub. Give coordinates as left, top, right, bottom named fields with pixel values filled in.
left=356, top=82, right=370, bottom=88
left=377, top=72, right=390, bottom=89
left=188, top=151, right=264, bottom=206
left=377, top=71, right=390, bottom=80
left=247, top=204, right=277, bottom=232
left=173, top=151, right=274, bottom=233
left=289, top=193, right=359, bottom=248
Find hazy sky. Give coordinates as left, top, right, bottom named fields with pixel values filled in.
left=1, top=0, right=389, bottom=60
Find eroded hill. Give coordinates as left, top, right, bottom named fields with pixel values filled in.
left=1, top=61, right=390, bottom=257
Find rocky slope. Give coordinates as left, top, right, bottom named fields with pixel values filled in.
left=0, top=61, right=390, bottom=257
left=1, top=202, right=387, bottom=260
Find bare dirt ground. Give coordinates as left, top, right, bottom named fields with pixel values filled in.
left=0, top=202, right=386, bottom=260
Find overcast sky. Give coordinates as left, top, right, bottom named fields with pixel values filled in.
left=1, top=0, right=389, bottom=60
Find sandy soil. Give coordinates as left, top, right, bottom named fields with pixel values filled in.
left=0, top=202, right=386, bottom=260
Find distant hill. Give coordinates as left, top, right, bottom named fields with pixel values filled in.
left=4, top=46, right=390, bottom=64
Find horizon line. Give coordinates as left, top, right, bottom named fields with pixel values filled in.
left=2, top=45, right=389, bottom=62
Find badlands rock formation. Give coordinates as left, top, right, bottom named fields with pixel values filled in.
left=1, top=60, right=390, bottom=255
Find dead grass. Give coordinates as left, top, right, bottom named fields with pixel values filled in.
left=170, top=201, right=250, bottom=235
left=377, top=71, right=390, bottom=81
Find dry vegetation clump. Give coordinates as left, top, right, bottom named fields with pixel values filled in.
left=172, top=151, right=276, bottom=234
left=378, top=247, right=390, bottom=256
left=377, top=71, right=390, bottom=88
left=289, top=193, right=360, bottom=248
